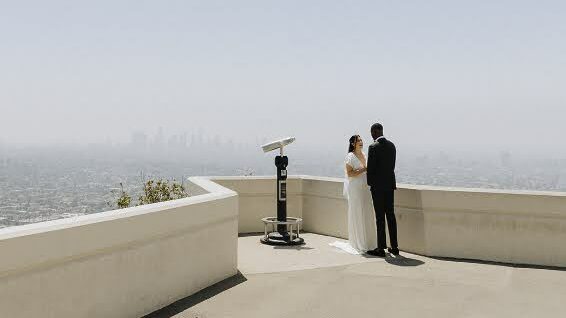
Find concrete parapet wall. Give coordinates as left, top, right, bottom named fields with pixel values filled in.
left=215, top=176, right=566, bottom=267
left=212, top=176, right=303, bottom=233
left=1, top=175, right=565, bottom=318
left=414, top=185, right=566, bottom=266
left=0, top=177, right=238, bottom=318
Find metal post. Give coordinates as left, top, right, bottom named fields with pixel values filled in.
left=275, top=155, right=289, bottom=240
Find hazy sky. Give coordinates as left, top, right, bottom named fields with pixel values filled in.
left=1, top=1, right=565, bottom=154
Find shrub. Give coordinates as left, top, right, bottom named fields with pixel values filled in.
left=114, top=179, right=188, bottom=209
left=138, top=179, right=187, bottom=205
left=116, top=182, right=132, bottom=209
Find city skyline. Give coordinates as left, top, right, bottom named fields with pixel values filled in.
left=2, top=139, right=566, bottom=229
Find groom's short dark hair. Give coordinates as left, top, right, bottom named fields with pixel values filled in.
left=371, top=123, right=383, bottom=132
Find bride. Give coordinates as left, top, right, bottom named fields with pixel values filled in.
left=330, top=135, right=377, bottom=254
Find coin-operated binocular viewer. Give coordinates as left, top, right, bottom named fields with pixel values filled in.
left=260, top=137, right=304, bottom=246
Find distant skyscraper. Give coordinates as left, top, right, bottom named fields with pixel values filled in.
left=197, top=128, right=204, bottom=146
left=190, top=133, right=196, bottom=147
left=500, top=151, right=512, bottom=167
left=168, top=135, right=180, bottom=150
left=153, top=127, right=165, bottom=150
left=557, top=170, right=566, bottom=189
left=180, top=133, right=188, bottom=149
left=213, top=135, right=221, bottom=147
left=130, top=132, right=148, bottom=150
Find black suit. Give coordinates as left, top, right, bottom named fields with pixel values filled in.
left=367, top=137, right=398, bottom=250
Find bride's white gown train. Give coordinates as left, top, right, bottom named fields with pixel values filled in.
left=330, top=152, right=377, bottom=254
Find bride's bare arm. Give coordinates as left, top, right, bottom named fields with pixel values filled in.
left=346, top=164, right=367, bottom=177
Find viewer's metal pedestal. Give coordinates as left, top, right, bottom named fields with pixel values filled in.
left=261, top=217, right=304, bottom=246
left=259, top=137, right=304, bottom=246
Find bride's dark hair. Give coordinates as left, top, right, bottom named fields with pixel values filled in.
left=348, top=135, right=360, bottom=153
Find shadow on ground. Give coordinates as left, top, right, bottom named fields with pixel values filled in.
left=238, top=232, right=263, bottom=238
left=362, top=253, right=425, bottom=267
left=430, top=256, right=566, bottom=272
left=273, top=245, right=315, bottom=251
left=385, top=254, right=425, bottom=267
left=143, top=271, right=247, bottom=318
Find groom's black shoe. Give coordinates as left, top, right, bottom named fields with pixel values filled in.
left=388, top=247, right=400, bottom=256
left=366, top=249, right=386, bottom=257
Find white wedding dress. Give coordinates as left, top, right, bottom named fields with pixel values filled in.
left=329, top=152, right=378, bottom=254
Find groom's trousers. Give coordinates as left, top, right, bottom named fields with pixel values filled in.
left=370, top=188, right=398, bottom=250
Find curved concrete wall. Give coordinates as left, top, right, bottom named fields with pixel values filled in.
left=214, top=176, right=566, bottom=268
left=409, top=184, right=566, bottom=267
left=0, top=177, right=238, bottom=318
left=1, top=175, right=565, bottom=318
left=212, top=176, right=303, bottom=233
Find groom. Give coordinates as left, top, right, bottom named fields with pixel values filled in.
left=366, top=123, right=399, bottom=257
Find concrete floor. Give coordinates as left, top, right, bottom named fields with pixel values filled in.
left=146, top=233, right=566, bottom=318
